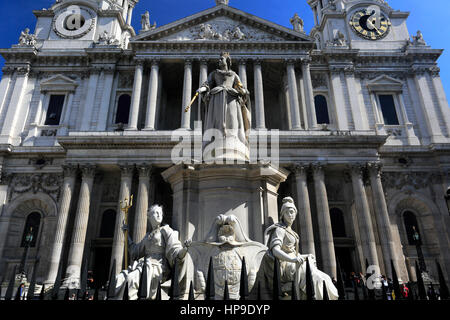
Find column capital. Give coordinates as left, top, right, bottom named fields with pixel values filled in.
left=253, top=58, right=263, bottom=66
left=367, top=161, right=383, bottom=177
left=80, top=164, right=97, bottom=179
left=348, top=163, right=368, bottom=181
left=62, top=164, right=78, bottom=178
left=301, top=58, right=312, bottom=65
left=150, top=58, right=161, bottom=67
left=429, top=66, right=441, bottom=78
left=1, top=66, right=15, bottom=76
left=238, top=58, right=247, bottom=66
left=134, top=59, right=145, bottom=67
left=16, top=65, right=31, bottom=76
left=136, top=163, right=152, bottom=178
left=291, top=163, right=309, bottom=177
left=184, top=59, right=193, bottom=67
left=311, top=162, right=326, bottom=176
left=200, top=58, right=209, bottom=66
left=285, top=58, right=299, bottom=66
left=119, top=163, right=135, bottom=178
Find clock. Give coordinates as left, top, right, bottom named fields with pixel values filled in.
left=53, top=5, right=96, bottom=39
left=349, top=8, right=391, bottom=40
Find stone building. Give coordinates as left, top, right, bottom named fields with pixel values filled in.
left=0, top=0, right=449, bottom=291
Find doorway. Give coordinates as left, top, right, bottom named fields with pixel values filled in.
left=92, top=247, right=112, bottom=289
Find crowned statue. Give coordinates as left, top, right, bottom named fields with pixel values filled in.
left=197, top=52, right=251, bottom=161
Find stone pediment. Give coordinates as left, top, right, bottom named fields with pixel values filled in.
left=133, top=5, right=310, bottom=43
left=367, top=75, right=403, bottom=92
left=40, top=74, right=78, bottom=93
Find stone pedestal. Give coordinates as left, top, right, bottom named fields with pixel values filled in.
left=162, top=163, right=289, bottom=243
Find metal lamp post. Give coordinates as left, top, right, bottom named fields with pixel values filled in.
left=18, top=227, right=34, bottom=278
left=412, top=226, right=427, bottom=273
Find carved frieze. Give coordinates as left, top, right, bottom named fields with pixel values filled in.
left=381, top=171, right=443, bottom=191
left=311, top=73, right=327, bottom=89
left=9, top=173, right=63, bottom=202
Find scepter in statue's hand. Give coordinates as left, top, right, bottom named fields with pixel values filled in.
left=120, top=195, right=133, bottom=269
left=185, top=87, right=207, bottom=113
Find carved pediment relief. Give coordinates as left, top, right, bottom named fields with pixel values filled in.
left=134, top=6, right=310, bottom=43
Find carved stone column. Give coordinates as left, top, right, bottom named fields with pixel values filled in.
left=198, top=59, right=208, bottom=122
left=344, top=67, right=366, bottom=130
left=97, top=69, right=115, bottom=131
left=64, top=165, right=96, bottom=288
left=133, top=164, right=152, bottom=243
left=429, top=68, right=450, bottom=135
left=293, top=164, right=315, bottom=255
left=127, top=60, right=144, bottom=130
left=349, top=164, right=379, bottom=269
left=329, top=67, right=349, bottom=131
left=411, top=70, right=445, bottom=143
left=111, top=164, right=134, bottom=274
left=80, top=69, right=100, bottom=131
left=144, top=60, right=160, bottom=130
left=368, top=162, right=400, bottom=279
left=301, top=59, right=317, bottom=129
left=0, top=68, right=13, bottom=119
left=254, top=59, right=266, bottom=129
left=286, top=60, right=302, bottom=130
left=0, top=66, right=30, bottom=144
left=181, top=59, right=193, bottom=129
left=312, top=163, right=336, bottom=278
left=238, top=59, right=247, bottom=88
left=45, top=165, right=78, bottom=285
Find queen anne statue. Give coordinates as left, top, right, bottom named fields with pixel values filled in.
left=197, top=52, right=251, bottom=161
left=264, top=197, right=339, bottom=300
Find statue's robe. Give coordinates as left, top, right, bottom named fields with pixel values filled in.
left=114, top=225, right=186, bottom=300
left=264, top=223, right=339, bottom=300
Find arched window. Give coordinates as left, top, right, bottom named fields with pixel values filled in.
left=99, top=209, right=116, bottom=238
left=314, top=95, right=330, bottom=124
left=21, top=212, right=41, bottom=247
left=115, top=94, right=131, bottom=124
left=403, top=211, right=422, bottom=245
left=330, top=208, right=346, bottom=238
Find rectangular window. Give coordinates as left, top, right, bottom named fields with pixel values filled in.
left=44, top=95, right=65, bottom=126
left=378, top=94, right=399, bottom=125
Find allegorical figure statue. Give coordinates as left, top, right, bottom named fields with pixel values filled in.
left=264, top=197, right=339, bottom=300
left=114, top=205, right=189, bottom=300
left=197, top=52, right=251, bottom=159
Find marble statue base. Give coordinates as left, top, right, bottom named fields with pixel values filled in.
left=162, top=163, right=289, bottom=243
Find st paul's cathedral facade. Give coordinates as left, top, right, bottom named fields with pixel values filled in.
left=0, top=0, right=449, bottom=292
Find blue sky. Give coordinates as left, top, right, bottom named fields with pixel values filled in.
left=0, top=0, right=449, bottom=97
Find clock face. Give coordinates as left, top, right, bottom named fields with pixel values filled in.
left=53, top=5, right=96, bottom=39
left=349, top=8, right=391, bottom=40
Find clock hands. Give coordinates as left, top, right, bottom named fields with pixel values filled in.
left=366, top=18, right=382, bottom=35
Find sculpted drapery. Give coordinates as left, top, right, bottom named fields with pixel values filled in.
left=198, top=52, right=251, bottom=152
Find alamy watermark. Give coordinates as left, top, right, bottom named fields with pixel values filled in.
left=171, top=121, right=280, bottom=175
